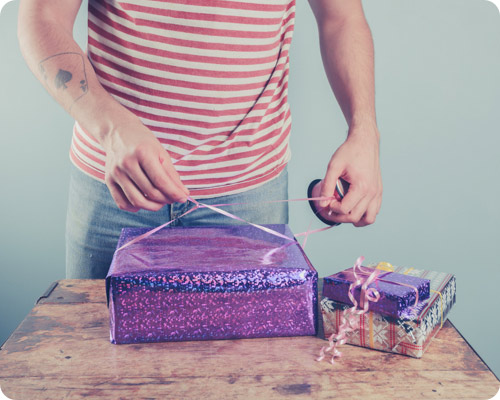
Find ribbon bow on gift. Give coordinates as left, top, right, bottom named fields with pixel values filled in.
left=317, top=259, right=425, bottom=365
left=317, top=256, right=382, bottom=364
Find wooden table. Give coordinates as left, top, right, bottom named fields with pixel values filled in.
left=0, top=280, right=498, bottom=399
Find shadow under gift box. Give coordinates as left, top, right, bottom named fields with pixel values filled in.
left=106, top=225, right=318, bottom=344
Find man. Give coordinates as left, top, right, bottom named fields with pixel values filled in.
left=17, top=0, right=382, bottom=279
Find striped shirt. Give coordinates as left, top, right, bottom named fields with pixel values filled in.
left=70, top=0, right=296, bottom=198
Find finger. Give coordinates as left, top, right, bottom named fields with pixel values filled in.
left=356, top=199, right=379, bottom=227
left=329, top=195, right=369, bottom=224
left=319, top=164, right=343, bottom=208
left=160, top=155, right=190, bottom=196
left=329, top=184, right=364, bottom=215
left=140, top=154, right=188, bottom=203
left=127, top=164, right=170, bottom=204
left=350, top=196, right=371, bottom=224
left=317, top=207, right=343, bottom=224
left=116, top=174, right=166, bottom=212
left=351, top=197, right=375, bottom=227
left=107, top=180, right=139, bottom=212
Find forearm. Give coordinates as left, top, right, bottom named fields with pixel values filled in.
left=317, top=16, right=378, bottom=135
left=17, top=1, right=139, bottom=147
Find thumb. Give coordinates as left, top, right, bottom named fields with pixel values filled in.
left=319, top=160, right=343, bottom=208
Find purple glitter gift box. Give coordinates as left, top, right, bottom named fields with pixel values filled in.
left=106, top=224, right=318, bottom=344
left=322, top=267, right=431, bottom=318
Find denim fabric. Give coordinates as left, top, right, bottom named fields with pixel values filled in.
left=65, top=165, right=289, bottom=279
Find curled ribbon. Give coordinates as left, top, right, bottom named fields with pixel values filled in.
left=317, top=256, right=382, bottom=364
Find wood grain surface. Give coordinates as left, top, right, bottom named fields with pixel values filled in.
left=1, top=280, right=498, bottom=400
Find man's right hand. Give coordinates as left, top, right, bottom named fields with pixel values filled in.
left=102, top=119, right=189, bottom=212
left=18, top=0, right=189, bottom=213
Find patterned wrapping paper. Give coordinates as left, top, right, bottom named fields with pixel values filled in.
left=321, top=266, right=456, bottom=358
left=106, top=224, right=318, bottom=344
left=323, top=267, right=431, bottom=319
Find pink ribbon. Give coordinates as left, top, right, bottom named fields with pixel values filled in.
left=317, top=256, right=382, bottom=365
left=116, top=195, right=337, bottom=252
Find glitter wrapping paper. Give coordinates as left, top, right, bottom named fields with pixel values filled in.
left=321, top=267, right=456, bottom=358
left=106, top=225, right=318, bottom=344
left=323, top=267, right=431, bottom=318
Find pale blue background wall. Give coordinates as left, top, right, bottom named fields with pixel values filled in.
left=1, top=0, right=499, bottom=381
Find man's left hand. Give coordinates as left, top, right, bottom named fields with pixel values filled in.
left=314, top=124, right=382, bottom=227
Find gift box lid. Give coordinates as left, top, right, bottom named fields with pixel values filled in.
left=106, top=224, right=317, bottom=305
left=388, top=267, right=456, bottom=323
left=322, top=266, right=431, bottom=318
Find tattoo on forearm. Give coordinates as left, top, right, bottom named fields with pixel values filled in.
left=38, top=52, right=89, bottom=110
left=55, top=69, right=73, bottom=89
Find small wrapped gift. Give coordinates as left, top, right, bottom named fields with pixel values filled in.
left=321, top=266, right=456, bottom=358
left=106, top=224, right=318, bottom=344
left=323, top=266, right=431, bottom=318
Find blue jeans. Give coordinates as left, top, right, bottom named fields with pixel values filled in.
left=65, top=165, right=289, bottom=279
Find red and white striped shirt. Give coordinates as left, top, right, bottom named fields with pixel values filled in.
left=70, top=0, right=296, bottom=198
